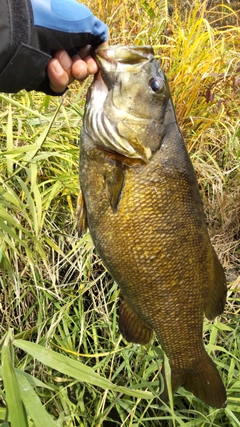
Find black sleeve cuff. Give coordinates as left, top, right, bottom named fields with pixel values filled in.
left=0, top=42, right=64, bottom=95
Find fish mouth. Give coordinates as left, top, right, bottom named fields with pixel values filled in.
left=94, top=45, right=155, bottom=70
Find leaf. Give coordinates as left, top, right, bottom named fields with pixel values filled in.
left=14, top=340, right=153, bottom=400
left=0, top=218, right=31, bottom=253
left=6, top=104, right=13, bottom=176
left=0, top=408, right=7, bottom=423
left=15, top=369, right=55, bottom=391
left=0, top=367, right=54, bottom=390
left=0, top=94, right=48, bottom=120
left=2, top=332, right=28, bottom=427
left=4, top=98, right=63, bottom=183
left=16, top=372, right=57, bottom=427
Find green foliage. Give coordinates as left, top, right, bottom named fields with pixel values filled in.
left=0, top=1, right=240, bottom=426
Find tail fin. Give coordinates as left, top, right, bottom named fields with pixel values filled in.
left=160, top=352, right=226, bottom=408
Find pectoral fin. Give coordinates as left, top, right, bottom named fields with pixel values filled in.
left=104, top=161, right=124, bottom=212
left=76, top=189, right=88, bottom=237
left=204, top=249, right=227, bottom=320
left=118, top=298, right=153, bottom=345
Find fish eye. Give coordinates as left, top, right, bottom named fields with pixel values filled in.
left=149, top=77, right=164, bottom=93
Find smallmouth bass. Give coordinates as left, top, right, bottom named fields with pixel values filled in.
left=77, top=45, right=227, bottom=408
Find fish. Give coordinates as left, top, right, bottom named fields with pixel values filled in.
left=77, top=45, right=227, bottom=408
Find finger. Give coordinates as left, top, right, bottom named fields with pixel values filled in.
left=55, top=51, right=75, bottom=86
left=72, top=55, right=98, bottom=79
left=73, top=41, right=109, bottom=80
left=48, top=51, right=75, bottom=93
left=83, top=56, right=99, bottom=75
left=55, top=50, right=74, bottom=81
left=47, top=58, right=70, bottom=93
left=71, top=55, right=90, bottom=81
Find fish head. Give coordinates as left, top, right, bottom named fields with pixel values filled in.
left=83, top=45, right=172, bottom=163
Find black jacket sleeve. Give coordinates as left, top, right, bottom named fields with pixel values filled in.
left=0, top=0, right=107, bottom=95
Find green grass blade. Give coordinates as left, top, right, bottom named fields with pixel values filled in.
left=15, top=369, right=55, bottom=390
left=6, top=104, right=13, bottom=176
left=14, top=340, right=153, bottom=400
left=0, top=93, right=48, bottom=120
left=16, top=371, right=58, bottom=427
left=0, top=366, right=55, bottom=390
left=225, top=407, right=240, bottom=427
left=4, top=98, right=63, bottom=183
left=2, top=332, right=28, bottom=427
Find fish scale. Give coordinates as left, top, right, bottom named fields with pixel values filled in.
left=78, top=45, right=227, bottom=408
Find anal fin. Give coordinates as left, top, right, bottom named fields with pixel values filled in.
left=118, top=298, right=153, bottom=345
left=76, top=189, right=88, bottom=237
left=204, top=249, right=227, bottom=320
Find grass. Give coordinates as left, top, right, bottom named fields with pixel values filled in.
left=0, top=0, right=240, bottom=425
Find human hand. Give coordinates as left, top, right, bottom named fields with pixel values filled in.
left=31, top=0, right=108, bottom=94
left=0, top=0, right=108, bottom=94
left=47, top=44, right=105, bottom=94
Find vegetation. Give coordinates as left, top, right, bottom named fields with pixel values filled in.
left=0, top=1, right=239, bottom=425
